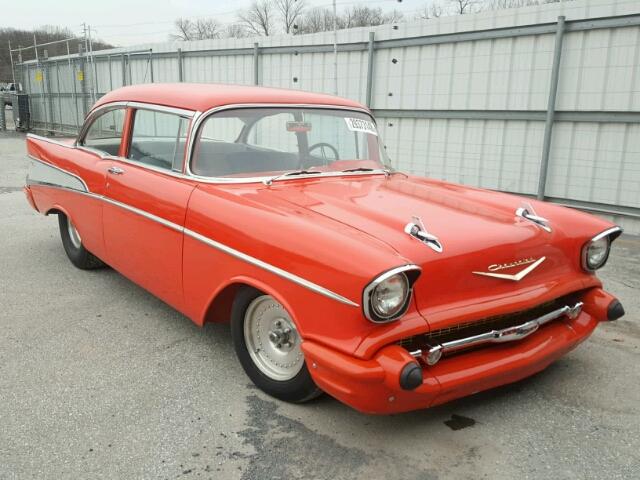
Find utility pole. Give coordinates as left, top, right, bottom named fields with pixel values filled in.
left=81, top=23, right=94, bottom=103
left=87, top=25, right=98, bottom=102
left=8, top=40, right=16, bottom=84
left=332, top=0, right=338, bottom=95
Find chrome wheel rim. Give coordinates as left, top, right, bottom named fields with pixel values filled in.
left=243, top=295, right=304, bottom=381
left=67, top=218, right=82, bottom=249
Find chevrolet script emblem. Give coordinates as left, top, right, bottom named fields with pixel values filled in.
left=472, top=257, right=545, bottom=281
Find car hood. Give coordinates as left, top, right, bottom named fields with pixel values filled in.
left=265, top=174, right=598, bottom=327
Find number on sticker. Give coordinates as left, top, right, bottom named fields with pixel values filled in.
left=344, top=118, right=378, bottom=136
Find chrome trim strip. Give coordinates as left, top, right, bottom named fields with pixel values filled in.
left=185, top=103, right=381, bottom=185
left=183, top=228, right=359, bottom=307
left=413, top=302, right=584, bottom=365
left=100, top=195, right=183, bottom=233
left=27, top=133, right=76, bottom=149
left=362, top=264, right=421, bottom=323
left=126, top=102, right=196, bottom=118
left=28, top=181, right=358, bottom=307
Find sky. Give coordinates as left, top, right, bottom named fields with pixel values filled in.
left=5, top=0, right=427, bottom=47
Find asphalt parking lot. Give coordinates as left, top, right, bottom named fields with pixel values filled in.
left=1, top=123, right=639, bottom=480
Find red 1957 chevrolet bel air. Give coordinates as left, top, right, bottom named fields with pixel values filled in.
left=24, top=83, right=625, bottom=414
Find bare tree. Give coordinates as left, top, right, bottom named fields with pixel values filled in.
left=416, top=2, right=444, bottom=19
left=275, top=0, right=305, bottom=34
left=172, top=18, right=195, bottom=41
left=451, top=0, right=477, bottom=14
left=224, top=23, right=249, bottom=38
left=238, top=0, right=275, bottom=36
left=343, top=6, right=403, bottom=28
left=296, top=7, right=336, bottom=34
left=171, top=18, right=222, bottom=41
left=192, top=18, right=222, bottom=40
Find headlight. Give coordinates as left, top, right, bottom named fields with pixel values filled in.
left=581, top=227, right=622, bottom=271
left=363, top=266, right=420, bottom=323
left=585, top=237, right=609, bottom=270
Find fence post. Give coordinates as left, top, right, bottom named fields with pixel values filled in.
left=44, top=55, right=55, bottom=133
left=121, top=53, right=127, bottom=86
left=177, top=48, right=184, bottom=82
left=78, top=44, right=89, bottom=118
left=149, top=49, right=154, bottom=83
left=253, top=42, right=260, bottom=85
left=537, top=16, right=566, bottom=201
left=366, top=31, right=375, bottom=108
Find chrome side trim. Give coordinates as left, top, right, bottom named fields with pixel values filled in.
left=26, top=155, right=89, bottom=192
left=100, top=195, right=183, bottom=233
left=362, top=264, right=421, bottom=323
left=185, top=103, right=379, bottom=185
left=27, top=133, right=76, bottom=149
left=183, top=227, right=359, bottom=307
left=413, top=302, right=584, bottom=365
left=126, top=102, right=196, bottom=118
left=28, top=181, right=358, bottom=307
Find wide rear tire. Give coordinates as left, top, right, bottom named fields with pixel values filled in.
left=231, top=287, right=322, bottom=403
left=58, top=213, right=105, bottom=270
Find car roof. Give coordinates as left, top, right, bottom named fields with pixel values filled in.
left=93, top=83, right=367, bottom=113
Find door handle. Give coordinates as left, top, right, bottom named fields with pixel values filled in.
left=108, top=166, right=125, bottom=175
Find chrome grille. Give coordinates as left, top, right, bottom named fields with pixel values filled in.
left=398, top=295, right=579, bottom=353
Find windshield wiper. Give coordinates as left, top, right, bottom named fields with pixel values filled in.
left=341, top=167, right=395, bottom=177
left=263, top=170, right=322, bottom=186
left=340, top=167, right=375, bottom=173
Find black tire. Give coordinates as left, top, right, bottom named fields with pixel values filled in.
left=231, top=287, right=322, bottom=403
left=58, top=213, right=105, bottom=270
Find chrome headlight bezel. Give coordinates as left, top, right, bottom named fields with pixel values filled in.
left=363, top=265, right=421, bottom=323
left=581, top=227, right=622, bottom=271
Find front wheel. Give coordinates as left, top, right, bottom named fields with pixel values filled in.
left=58, top=213, right=105, bottom=270
left=231, top=288, right=322, bottom=403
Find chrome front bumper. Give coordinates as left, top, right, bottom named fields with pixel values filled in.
left=411, top=302, right=584, bottom=366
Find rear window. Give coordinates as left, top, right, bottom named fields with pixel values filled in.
left=128, top=109, right=190, bottom=172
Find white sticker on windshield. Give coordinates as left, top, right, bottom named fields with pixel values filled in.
left=344, top=117, right=378, bottom=136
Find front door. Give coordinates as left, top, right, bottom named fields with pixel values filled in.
left=102, top=107, right=195, bottom=312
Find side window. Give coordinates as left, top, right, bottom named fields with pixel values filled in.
left=82, top=108, right=125, bottom=156
left=128, top=109, right=189, bottom=172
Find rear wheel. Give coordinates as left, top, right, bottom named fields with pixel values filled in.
left=58, top=213, right=105, bottom=270
left=231, top=287, right=322, bottom=403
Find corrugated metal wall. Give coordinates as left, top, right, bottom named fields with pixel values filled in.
left=16, top=0, right=640, bottom=233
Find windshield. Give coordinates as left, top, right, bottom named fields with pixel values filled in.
left=191, top=107, right=390, bottom=179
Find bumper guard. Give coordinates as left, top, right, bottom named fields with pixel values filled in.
left=411, top=302, right=584, bottom=365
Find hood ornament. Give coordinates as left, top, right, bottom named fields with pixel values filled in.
left=404, top=216, right=443, bottom=253
left=473, top=256, right=546, bottom=281
left=516, top=203, right=551, bottom=233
